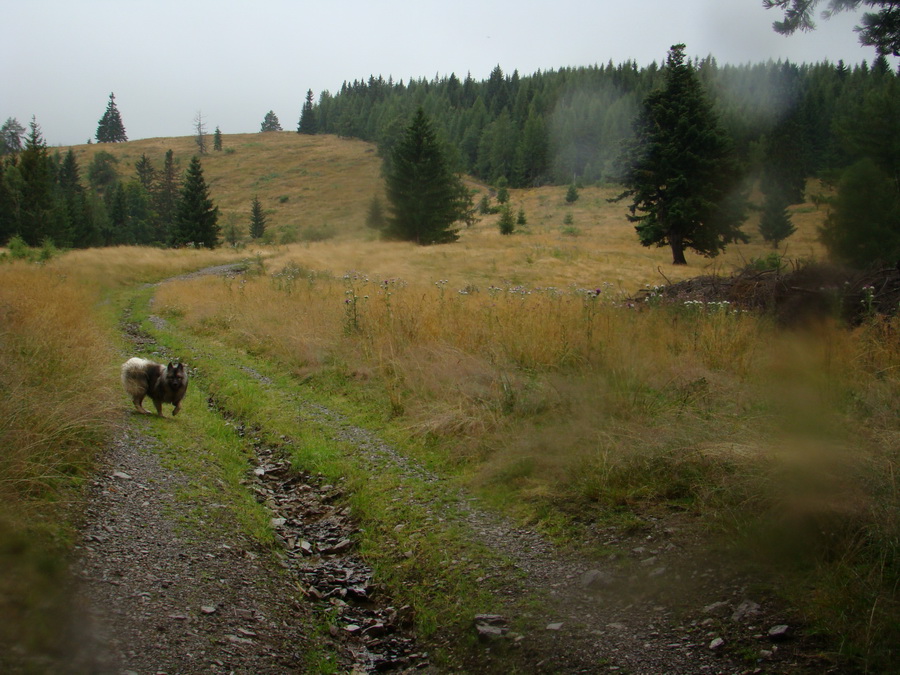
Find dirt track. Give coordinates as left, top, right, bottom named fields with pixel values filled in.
left=68, top=267, right=842, bottom=674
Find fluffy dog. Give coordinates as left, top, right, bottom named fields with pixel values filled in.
left=121, top=357, right=188, bottom=416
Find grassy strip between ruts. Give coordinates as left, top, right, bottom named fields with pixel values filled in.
left=125, top=285, right=521, bottom=669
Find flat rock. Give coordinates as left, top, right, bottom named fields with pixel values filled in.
left=768, top=624, right=791, bottom=641
left=579, top=569, right=614, bottom=589
left=730, top=599, right=761, bottom=622
left=702, top=601, right=730, bottom=617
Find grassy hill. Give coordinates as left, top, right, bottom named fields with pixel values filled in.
left=66, top=132, right=829, bottom=293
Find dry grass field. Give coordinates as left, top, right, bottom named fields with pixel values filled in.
left=65, top=132, right=827, bottom=292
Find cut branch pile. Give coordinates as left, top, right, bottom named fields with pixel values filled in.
left=636, top=263, right=900, bottom=324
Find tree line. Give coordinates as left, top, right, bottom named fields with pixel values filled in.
left=302, top=52, right=899, bottom=265
left=0, top=119, right=219, bottom=250
left=305, top=55, right=896, bottom=191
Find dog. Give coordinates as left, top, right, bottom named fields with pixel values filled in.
left=121, top=357, right=188, bottom=416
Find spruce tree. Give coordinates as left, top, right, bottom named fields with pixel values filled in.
left=384, top=108, right=465, bottom=245
left=135, top=154, right=156, bottom=191
left=758, top=192, right=796, bottom=248
left=153, top=149, right=180, bottom=243
left=59, top=149, right=100, bottom=248
left=249, top=195, right=266, bottom=239
left=498, top=204, right=515, bottom=234
left=18, top=118, right=65, bottom=246
left=298, top=90, right=317, bottom=134
left=261, top=111, right=282, bottom=132
left=214, top=126, right=223, bottom=151
left=96, top=93, right=128, bottom=143
left=615, top=44, right=747, bottom=264
left=173, top=156, right=219, bottom=248
left=1, top=117, right=26, bottom=155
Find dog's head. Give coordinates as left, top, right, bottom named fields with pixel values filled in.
left=166, top=362, right=188, bottom=387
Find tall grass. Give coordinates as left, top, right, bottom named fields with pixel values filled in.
left=0, top=245, right=243, bottom=667
left=155, top=261, right=899, bottom=668
left=0, top=262, right=120, bottom=662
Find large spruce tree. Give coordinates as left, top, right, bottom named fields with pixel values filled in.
left=616, top=44, right=747, bottom=264
left=96, top=93, right=128, bottom=143
left=173, top=156, right=219, bottom=248
left=18, top=118, right=66, bottom=246
left=384, top=108, right=467, bottom=245
left=298, top=89, right=317, bottom=134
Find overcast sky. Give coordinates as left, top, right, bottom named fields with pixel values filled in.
left=3, top=0, right=890, bottom=146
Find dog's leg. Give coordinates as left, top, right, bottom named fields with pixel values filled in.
left=154, top=399, right=164, bottom=416
left=172, top=401, right=181, bottom=416
left=132, top=395, right=150, bottom=414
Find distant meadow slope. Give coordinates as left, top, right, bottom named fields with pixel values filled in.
left=62, top=131, right=829, bottom=292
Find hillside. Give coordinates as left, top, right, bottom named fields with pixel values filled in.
left=66, top=132, right=829, bottom=293
left=69, top=132, right=384, bottom=240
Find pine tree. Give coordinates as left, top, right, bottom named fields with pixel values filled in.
left=135, top=154, right=156, bottom=191
left=1, top=117, right=26, bottom=155
left=261, top=111, right=282, bottom=132
left=59, top=149, right=100, bottom=248
left=565, top=184, right=579, bottom=203
left=96, top=93, right=128, bottom=143
left=615, top=45, right=747, bottom=264
left=173, top=156, right=219, bottom=248
left=498, top=204, right=515, bottom=235
left=213, top=126, right=223, bottom=151
left=298, top=90, right=318, bottom=134
left=516, top=206, right=527, bottom=226
left=758, top=191, right=796, bottom=247
left=249, top=195, right=266, bottom=239
left=153, top=149, right=180, bottom=243
left=384, top=108, right=465, bottom=245
left=18, top=118, right=65, bottom=246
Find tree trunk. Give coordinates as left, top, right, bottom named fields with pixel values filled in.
left=669, top=232, right=687, bottom=265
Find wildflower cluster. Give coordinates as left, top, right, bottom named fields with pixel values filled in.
left=679, top=299, right=743, bottom=315
left=861, top=284, right=876, bottom=318
left=342, top=271, right=371, bottom=334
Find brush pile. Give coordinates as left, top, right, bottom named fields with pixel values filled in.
left=638, top=262, right=900, bottom=324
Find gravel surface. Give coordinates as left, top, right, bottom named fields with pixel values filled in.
left=69, top=430, right=312, bottom=674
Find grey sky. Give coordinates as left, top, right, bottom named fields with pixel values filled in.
left=3, top=0, right=888, bottom=146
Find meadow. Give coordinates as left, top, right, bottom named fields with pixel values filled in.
left=3, top=132, right=897, bottom=669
